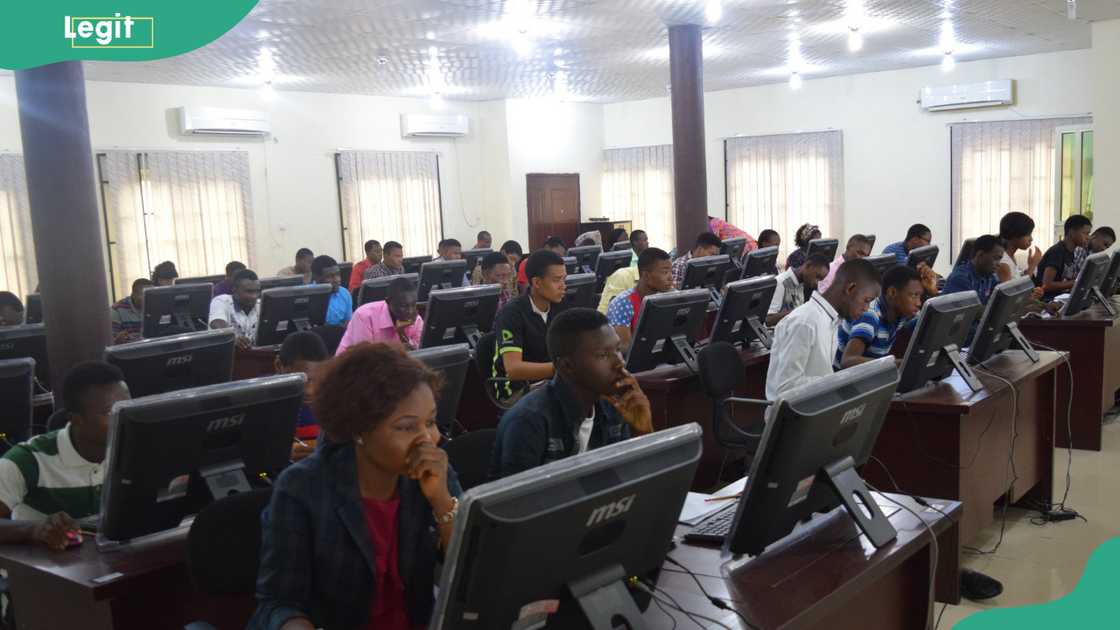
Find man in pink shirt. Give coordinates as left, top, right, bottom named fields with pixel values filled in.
left=708, top=216, right=758, bottom=253
left=336, top=277, right=424, bottom=354
left=818, top=234, right=874, bottom=294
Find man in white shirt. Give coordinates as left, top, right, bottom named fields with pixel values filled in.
left=209, top=268, right=262, bottom=349
left=765, top=258, right=881, bottom=401
left=766, top=254, right=831, bottom=326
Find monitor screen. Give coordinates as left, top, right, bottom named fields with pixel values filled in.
left=410, top=344, right=470, bottom=434
left=953, top=238, right=976, bottom=268
left=742, top=247, right=779, bottom=280
left=562, top=256, right=580, bottom=275
left=711, top=276, right=777, bottom=349
left=562, top=273, right=597, bottom=309
left=256, top=285, right=333, bottom=347
left=1098, top=250, right=1120, bottom=298
left=720, top=237, right=747, bottom=262
left=906, top=245, right=939, bottom=271
left=0, top=324, right=50, bottom=389
left=897, top=291, right=984, bottom=393
left=594, top=250, right=632, bottom=291
left=418, top=260, right=468, bottom=302
left=420, top=285, right=500, bottom=350
left=865, top=253, right=898, bottom=278
left=141, top=285, right=212, bottom=338
left=258, top=276, right=304, bottom=292
left=967, top=276, right=1039, bottom=365
left=807, top=238, right=839, bottom=262
left=462, top=248, right=493, bottom=274
left=611, top=241, right=632, bottom=252
left=24, top=294, right=42, bottom=325
left=357, top=273, right=419, bottom=307
left=175, top=274, right=225, bottom=287
left=0, top=358, right=35, bottom=450
left=680, top=254, right=733, bottom=292
left=403, top=255, right=432, bottom=275
left=625, top=289, right=710, bottom=373
left=1063, top=251, right=1112, bottom=317
left=567, top=245, right=602, bottom=275
left=104, top=329, right=236, bottom=398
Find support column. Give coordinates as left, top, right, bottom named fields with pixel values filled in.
left=669, top=23, right=710, bottom=257
left=16, top=62, right=111, bottom=389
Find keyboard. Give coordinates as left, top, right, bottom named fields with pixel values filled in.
left=683, top=503, right=738, bottom=544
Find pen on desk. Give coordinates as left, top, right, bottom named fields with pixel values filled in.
left=704, top=492, right=742, bottom=503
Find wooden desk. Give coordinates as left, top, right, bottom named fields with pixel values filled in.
left=645, top=493, right=962, bottom=627
left=232, top=346, right=277, bottom=381
left=865, top=351, right=1059, bottom=554
left=1018, top=304, right=1120, bottom=450
left=636, top=345, right=770, bottom=491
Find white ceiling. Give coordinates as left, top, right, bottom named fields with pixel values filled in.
left=79, top=0, right=1120, bottom=103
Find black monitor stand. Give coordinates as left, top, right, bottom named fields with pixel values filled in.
left=172, top=297, right=202, bottom=332
left=818, top=456, right=898, bottom=549
left=1091, top=287, right=1118, bottom=317
left=944, top=343, right=984, bottom=392
left=1005, top=321, right=1040, bottom=363
left=745, top=315, right=772, bottom=349
left=200, top=461, right=253, bottom=500
left=668, top=334, right=699, bottom=373
left=461, top=324, right=482, bottom=350
left=568, top=565, right=647, bottom=630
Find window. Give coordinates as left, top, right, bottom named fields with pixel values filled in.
left=725, top=131, right=844, bottom=260
left=335, top=150, right=443, bottom=262
left=97, top=150, right=254, bottom=300
left=601, top=145, right=675, bottom=251
left=0, top=154, right=37, bottom=298
left=950, top=117, right=1090, bottom=260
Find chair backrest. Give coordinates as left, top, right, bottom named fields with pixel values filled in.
left=445, top=429, right=497, bottom=491
left=312, top=324, right=347, bottom=357
left=697, top=341, right=740, bottom=400
left=187, top=488, right=273, bottom=596
left=475, top=330, right=498, bottom=391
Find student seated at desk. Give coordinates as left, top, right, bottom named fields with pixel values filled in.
left=882, top=223, right=932, bottom=265
left=277, top=247, right=314, bottom=284
left=0, top=291, right=24, bottom=327
left=311, top=255, right=353, bottom=327
left=474, top=251, right=515, bottom=314
left=1074, top=226, right=1115, bottom=275
left=785, top=223, right=822, bottom=270
left=474, top=230, right=493, bottom=250
left=349, top=240, right=382, bottom=291
left=493, top=250, right=570, bottom=399
left=607, top=248, right=673, bottom=349
left=250, top=344, right=460, bottom=630
left=0, top=362, right=129, bottom=549
left=517, top=237, right=565, bottom=291
left=433, top=238, right=463, bottom=262
left=765, top=258, right=880, bottom=400
left=767, top=254, right=831, bottom=326
left=756, top=229, right=782, bottom=273
left=151, top=260, right=178, bottom=287
left=110, top=278, right=152, bottom=345
left=489, top=308, right=652, bottom=479
left=209, top=268, right=261, bottom=349
left=628, top=229, right=649, bottom=266
left=337, top=277, right=423, bottom=354
left=277, top=331, right=330, bottom=462
left=1037, top=215, right=1092, bottom=299
left=709, top=215, right=758, bottom=253
left=212, top=260, right=247, bottom=297
left=671, top=232, right=722, bottom=289
left=835, top=265, right=921, bottom=369
left=818, top=234, right=873, bottom=293
left=364, top=241, right=405, bottom=280
left=943, top=235, right=1003, bottom=304
left=474, top=241, right=522, bottom=295
left=597, top=266, right=640, bottom=314
left=996, top=211, right=1043, bottom=282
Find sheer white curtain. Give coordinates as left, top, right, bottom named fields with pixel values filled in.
left=99, top=150, right=254, bottom=299
left=337, top=151, right=442, bottom=262
left=951, top=117, right=1090, bottom=258
left=0, top=155, right=37, bottom=297
left=725, top=131, right=844, bottom=261
left=601, top=145, right=675, bottom=251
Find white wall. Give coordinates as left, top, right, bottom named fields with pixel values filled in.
left=604, top=49, right=1093, bottom=269
left=1092, top=19, right=1120, bottom=231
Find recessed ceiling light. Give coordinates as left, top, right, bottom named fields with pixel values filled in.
left=376, top=56, right=389, bottom=65
left=426, top=31, right=436, bottom=40
left=256, top=30, right=269, bottom=40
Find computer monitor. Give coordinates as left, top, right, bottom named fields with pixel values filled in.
left=175, top=274, right=225, bottom=287
left=418, top=260, right=468, bottom=302
left=865, top=234, right=877, bottom=252
left=462, top=248, right=492, bottom=274
left=865, top=253, right=898, bottom=277
left=710, top=276, right=777, bottom=349
left=681, top=254, right=733, bottom=305
left=24, top=294, right=42, bottom=325
left=968, top=277, right=1040, bottom=366
left=97, top=374, right=304, bottom=547
left=721, top=237, right=747, bottom=262
left=594, top=250, right=632, bottom=292
left=723, top=357, right=900, bottom=556
left=906, top=244, right=939, bottom=271
left=431, top=424, right=702, bottom=630
left=625, top=289, right=710, bottom=373
left=897, top=291, right=985, bottom=394
left=562, top=256, right=580, bottom=275
left=1062, top=251, right=1114, bottom=317
left=410, top=344, right=469, bottom=434
left=357, top=273, right=419, bottom=307
left=954, top=238, right=976, bottom=267
left=403, top=255, right=431, bottom=275
left=0, top=358, right=35, bottom=450
left=611, top=241, right=632, bottom=252
left=562, top=273, right=597, bottom=309
left=258, top=276, right=304, bottom=292
left=567, top=245, right=602, bottom=275
left=141, top=284, right=212, bottom=338
left=807, top=238, right=839, bottom=261
left=103, top=329, right=237, bottom=398
left=420, top=285, right=500, bottom=350
left=1098, top=250, right=1120, bottom=297
left=256, top=285, right=333, bottom=347
left=741, top=246, right=779, bottom=280
left=0, top=324, right=50, bottom=390
left=337, top=262, right=353, bottom=286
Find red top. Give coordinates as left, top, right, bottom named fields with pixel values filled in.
left=363, top=496, right=410, bottom=630
left=517, top=257, right=529, bottom=289
left=625, top=290, right=644, bottom=330
left=349, top=259, right=373, bottom=290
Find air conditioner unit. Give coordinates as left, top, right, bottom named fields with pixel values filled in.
left=177, top=107, right=271, bottom=136
left=400, top=114, right=469, bottom=138
left=920, top=80, right=1014, bottom=112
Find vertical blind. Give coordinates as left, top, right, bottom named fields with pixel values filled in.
left=600, top=145, right=676, bottom=251
left=0, top=155, right=37, bottom=298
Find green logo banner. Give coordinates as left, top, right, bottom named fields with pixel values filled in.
left=1, top=1, right=258, bottom=70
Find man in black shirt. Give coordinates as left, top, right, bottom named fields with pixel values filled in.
left=1036, top=214, right=1092, bottom=299
left=491, top=249, right=569, bottom=401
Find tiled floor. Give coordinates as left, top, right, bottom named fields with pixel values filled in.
left=937, top=413, right=1120, bottom=628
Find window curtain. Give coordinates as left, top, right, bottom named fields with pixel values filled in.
left=336, top=150, right=442, bottom=262
left=99, top=150, right=253, bottom=300
left=601, top=145, right=675, bottom=251
left=0, top=155, right=37, bottom=298
left=725, top=131, right=844, bottom=261
left=950, top=116, right=1090, bottom=260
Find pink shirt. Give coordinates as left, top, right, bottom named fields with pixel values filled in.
left=336, top=301, right=424, bottom=355
left=817, top=255, right=845, bottom=294
left=708, top=217, right=758, bottom=253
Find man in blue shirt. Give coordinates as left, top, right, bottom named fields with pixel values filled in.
left=883, top=223, right=932, bottom=265
left=311, top=255, right=353, bottom=327
left=836, top=265, right=923, bottom=369
left=943, top=234, right=1003, bottom=304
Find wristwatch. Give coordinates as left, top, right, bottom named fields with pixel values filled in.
left=434, top=497, right=459, bottom=524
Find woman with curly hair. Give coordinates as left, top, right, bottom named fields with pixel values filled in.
left=785, top=223, right=821, bottom=270
left=250, top=343, right=461, bottom=630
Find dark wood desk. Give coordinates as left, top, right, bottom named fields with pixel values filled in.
left=636, top=345, right=770, bottom=491
left=1018, top=304, right=1120, bottom=450
left=232, top=346, right=277, bottom=381
left=645, top=493, right=962, bottom=627
left=865, top=351, right=1059, bottom=554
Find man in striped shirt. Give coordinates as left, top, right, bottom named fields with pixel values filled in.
left=110, top=278, right=152, bottom=345
left=835, top=265, right=923, bottom=370
left=0, top=361, right=129, bottom=549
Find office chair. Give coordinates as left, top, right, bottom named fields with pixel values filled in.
left=445, top=429, right=497, bottom=491
left=185, top=488, right=272, bottom=630
left=474, top=331, right=525, bottom=410
left=311, top=324, right=347, bottom=356
left=696, top=342, right=770, bottom=476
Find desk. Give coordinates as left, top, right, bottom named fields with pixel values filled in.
left=1018, top=304, right=1120, bottom=450
left=865, top=351, right=1058, bottom=557
left=232, top=346, right=277, bottom=381
left=645, top=493, right=962, bottom=627
left=636, top=345, right=770, bottom=490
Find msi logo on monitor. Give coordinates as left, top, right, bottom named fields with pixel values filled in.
left=206, top=413, right=245, bottom=433
left=165, top=354, right=193, bottom=367
left=840, top=403, right=867, bottom=426
left=586, top=494, right=636, bottom=527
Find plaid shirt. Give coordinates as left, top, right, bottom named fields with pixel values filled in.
left=249, top=441, right=461, bottom=630
left=110, top=296, right=143, bottom=344
left=671, top=252, right=693, bottom=288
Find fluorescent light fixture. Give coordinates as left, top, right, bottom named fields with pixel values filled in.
left=705, top=0, right=723, bottom=24
left=941, top=52, right=955, bottom=72
left=1067, top=0, right=1077, bottom=20
left=513, top=35, right=533, bottom=58
left=789, top=71, right=803, bottom=89
left=848, top=28, right=863, bottom=52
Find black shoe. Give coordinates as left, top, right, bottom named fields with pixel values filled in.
left=960, top=569, right=1003, bottom=601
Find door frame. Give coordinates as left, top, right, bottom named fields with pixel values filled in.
left=526, top=172, right=581, bottom=250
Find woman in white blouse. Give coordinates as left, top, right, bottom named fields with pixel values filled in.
left=996, top=211, right=1043, bottom=282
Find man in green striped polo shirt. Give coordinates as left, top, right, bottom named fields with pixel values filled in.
left=0, top=361, right=129, bottom=550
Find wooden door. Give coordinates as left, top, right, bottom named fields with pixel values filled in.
left=526, top=173, right=580, bottom=250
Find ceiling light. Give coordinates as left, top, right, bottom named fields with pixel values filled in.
left=429, top=93, right=445, bottom=109
left=376, top=56, right=389, bottom=65
left=941, top=52, right=956, bottom=72
left=260, top=81, right=275, bottom=101
left=705, top=0, right=723, bottom=24
left=789, top=71, right=803, bottom=90
left=426, top=31, right=436, bottom=40
left=553, top=71, right=569, bottom=100
left=1067, top=0, right=1077, bottom=20
left=256, top=30, right=269, bottom=40
left=513, top=34, right=533, bottom=58
left=848, top=28, right=863, bottom=52
left=846, top=0, right=865, bottom=51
